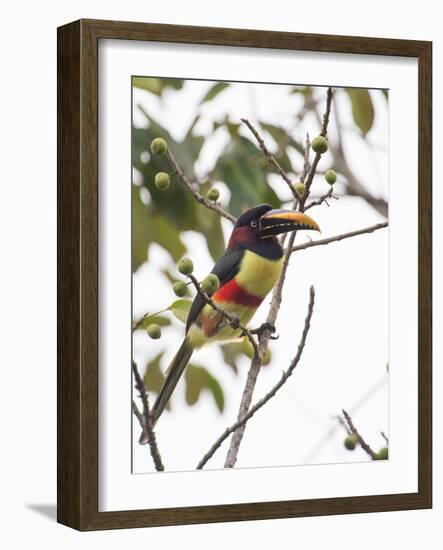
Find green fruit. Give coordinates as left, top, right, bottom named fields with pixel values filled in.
left=150, top=137, right=168, bottom=156
left=376, top=447, right=389, bottom=460
left=178, top=257, right=194, bottom=275
left=344, top=433, right=358, bottom=450
left=207, top=188, right=220, bottom=202
left=324, top=169, right=337, bottom=185
left=295, top=182, right=306, bottom=196
left=312, top=135, right=328, bottom=154
left=173, top=281, right=188, bottom=297
left=201, top=274, right=220, bottom=295
left=243, top=339, right=254, bottom=358
left=147, top=324, right=161, bottom=339
left=154, top=172, right=170, bottom=191
left=262, top=348, right=271, bottom=366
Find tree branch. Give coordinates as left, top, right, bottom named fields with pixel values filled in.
left=165, top=148, right=237, bottom=224
left=342, top=409, right=378, bottom=460
left=290, top=222, right=388, bottom=253
left=197, top=286, right=315, bottom=469
left=224, top=227, right=299, bottom=467
left=187, top=274, right=260, bottom=360
left=241, top=118, right=297, bottom=198
left=132, top=361, right=165, bottom=471
left=223, top=88, right=333, bottom=469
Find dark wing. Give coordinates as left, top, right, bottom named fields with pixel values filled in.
left=185, top=248, right=245, bottom=334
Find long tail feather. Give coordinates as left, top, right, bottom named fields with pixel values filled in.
left=138, top=338, right=193, bottom=444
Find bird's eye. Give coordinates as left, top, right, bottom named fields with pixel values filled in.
left=250, top=220, right=258, bottom=228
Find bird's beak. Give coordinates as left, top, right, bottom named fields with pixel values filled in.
left=259, top=209, right=321, bottom=238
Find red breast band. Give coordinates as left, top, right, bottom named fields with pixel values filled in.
left=213, top=278, right=263, bottom=308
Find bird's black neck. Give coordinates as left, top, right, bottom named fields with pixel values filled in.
left=230, top=237, right=283, bottom=261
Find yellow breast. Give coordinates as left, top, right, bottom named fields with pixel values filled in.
left=235, top=250, right=284, bottom=298
left=187, top=250, right=283, bottom=349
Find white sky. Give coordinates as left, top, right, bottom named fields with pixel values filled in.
left=132, top=80, right=388, bottom=473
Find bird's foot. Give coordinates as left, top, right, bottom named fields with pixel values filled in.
left=250, top=322, right=279, bottom=340
left=229, top=313, right=240, bottom=330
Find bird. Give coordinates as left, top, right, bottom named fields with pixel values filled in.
left=139, top=203, right=320, bottom=443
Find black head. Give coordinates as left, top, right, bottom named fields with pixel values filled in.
left=228, top=203, right=320, bottom=255
left=234, top=204, right=274, bottom=234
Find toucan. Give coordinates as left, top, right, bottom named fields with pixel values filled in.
left=140, top=203, right=320, bottom=443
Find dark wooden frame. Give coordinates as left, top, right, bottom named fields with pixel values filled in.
left=57, top=18, right=432, bottom=531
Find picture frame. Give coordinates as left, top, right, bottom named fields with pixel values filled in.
left=57, top=19, right=432, bottom=530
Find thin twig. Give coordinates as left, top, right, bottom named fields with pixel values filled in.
left=165, top=149, right=236, bottom=224
left=132, top=307, right=170, bottom=333
left=197, top=287, right=315, bottom=469
left=187, top=274, right=260, bottom=360
left=314, top=94, right=388, bottom=217
left=300, top=87, right=333, bottom=206
left=342, top=409, right=378, bottom=460
left=290, top=222, right=388, bottom=253
left=302, top=374, right=387, bottom=463
left=241, top=118, right=297, bottom=197
left=132, top=312, right=150, bottom=332
left=304, top=186, right=336, bottom=210
left=336, top=414, right=351, bottom=434
left=132, top=361, right=164, bottom=471
left=132, top=399, right=144, bottom=426
left=381, top=431, right=389, bottom=445
left=301, top=133, right=311, bottom=183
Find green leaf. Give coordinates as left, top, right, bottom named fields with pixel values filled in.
left=143, top=352, right=171, bottom=409
left=133, top=77, right=184, bottom=95
left=150, top=214, right=187, bottom=262
left=196, top=181, right=225, bottom=261
left=221, top=338, right=272, bottom=370
left=213, top=120, right=241, bottom=137
left=132, top=186, right=187, bottom=270
left=141, top=314, right=171, bottom=328
left=132, top=185, right=151, bottom=269
left=259, top=122, right=296, bottom=173
left=161, top=268, right=178, bottom=285
left=137, top=109, right=204, bottom=181
left=345, top=88, right=375, bottom=135
left=290, top=86, right=313, bottom=98
left=185, top=364, right=225, bottom=412
left=160, top=78, right=185, bottom=91
left=212, top=135, right=281, bottom=217
left=169, top=299, right=193, bottom=324
left=220, top=342, right=244, bottom=373
left=200, top=82, right=229, bottom=104
left=133, top=77, right=162, bottom=94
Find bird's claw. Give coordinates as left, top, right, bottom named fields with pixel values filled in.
left=229, top=314, right=240, bottom=329
left=251, top=322, right=279, bottom=339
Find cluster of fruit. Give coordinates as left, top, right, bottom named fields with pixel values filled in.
left=144, top=254, right=220, bottom=341
left=150, top=137, right=220, bottom=201
left=343, top=433, right=389, bottom=460
left=294, top=134, right=337, bottom=197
